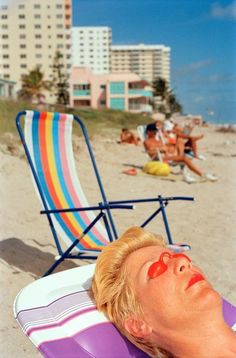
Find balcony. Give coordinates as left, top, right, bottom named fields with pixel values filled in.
left=129, top=103, right=152, bottom=113
left=128, top=89, right=153, bottom=97
left=73, top=90, right=90, bottom=96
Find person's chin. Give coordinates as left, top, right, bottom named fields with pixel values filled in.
left=189, top=282, right=222, bottom=311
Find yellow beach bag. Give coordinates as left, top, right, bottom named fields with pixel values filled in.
left=143, top=161, right=170, bottom=176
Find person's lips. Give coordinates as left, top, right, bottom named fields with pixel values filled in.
left=186, top=273, right=205, bottom=290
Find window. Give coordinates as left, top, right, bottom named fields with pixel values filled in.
left=20, top=54, right=27, bottom=58
left=110, top=82, right=125, bottom=94
left=35, top=24, right=41, bottom=29
left=100, top=100, right=106, bottom=106
left=34, top=14, right=41, bottom=19
left=2, top=44, right=8, bottom=49
left=20, top=64, right=27, bottom=68
left=20, top=44, right=26, bottom=49
left=1, top=15, right=8, bottom=19
left=2, top=24, right=8, bottom=29
left=57, top=44, right=63, bottom=49
left=35, top=54, right=42, bottom=58
left=56, top=4, right=62, bottom=9
left=1, top=5, right=8, bottom=10
left=34, top=4, right=41, bottom=9
left=3, top=64, right=9, bottom=68
left=57, top=34, right=63, bottom=38
left=2, top=35, right=8, bottom=39
left=3, top=54, right=9, bottom=59
left=110, top=98, right=125, bottom=110
left=35, top=44, right=42, bottom=48
left=19, top=14, right=25, bottom=19
left=56, top=14, right=63, bottom=18
left=35, top=34, right=42, bottom=39
left=18, top=4, right=25, bottom=9
left=4, top=74, right=10, bottom=79
left=19, top=34, right=26, bottom=39
left=57, top=24, right=63, bottom=28
left=73, top=84, right=90, bottom=91
left=19, top=25, right=26, bottom=29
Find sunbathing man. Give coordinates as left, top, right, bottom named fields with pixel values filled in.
left=143, top=123, right=217, bottom=182
left=120, top=128, right=140, bottom=145
left=92, top=226, right=236, bottom=358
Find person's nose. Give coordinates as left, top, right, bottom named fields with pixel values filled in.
left=172, top=255, right=192, bottom=275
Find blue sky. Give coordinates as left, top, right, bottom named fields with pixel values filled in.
left=72, top=0, right=236, bottom=123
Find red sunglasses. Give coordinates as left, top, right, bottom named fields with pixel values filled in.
left=148, top=251, right=191, bottom=279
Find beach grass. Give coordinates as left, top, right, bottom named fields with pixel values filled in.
left=0, top=99, right=151, bottom=138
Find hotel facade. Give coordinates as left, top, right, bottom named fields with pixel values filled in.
left=70, top=67, right=153, bottom=113
left=0, top=0, right=71, bottom=102
left=111, top=44, right=171, bottom=84
left=71, top=27, right=112, bottom=74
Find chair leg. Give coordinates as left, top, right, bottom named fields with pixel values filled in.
left=43, top=211, right=105, bottom=277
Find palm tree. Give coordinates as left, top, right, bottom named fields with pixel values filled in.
left=18, top=66, right=51, bottom=104
left=153, top=76, right=183, bottom=114
left=167, top=93, right=183, bottom=114
left=52, top=51, right=70, bottom=105
left=153, top=77, right=170, bottom=100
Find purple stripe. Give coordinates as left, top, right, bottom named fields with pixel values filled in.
left=27, top=306, right=96, bottom=336
left=17, top=290, right=94, bottom=326
left=223, top=298, right=236, bottom=327
left=39, top=323, right=149, bottom=358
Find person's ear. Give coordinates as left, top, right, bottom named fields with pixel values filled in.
left=124, top=317, right=152, bottom=338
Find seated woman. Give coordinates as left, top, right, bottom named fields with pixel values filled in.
left=92, top=227, right=236, bottom=358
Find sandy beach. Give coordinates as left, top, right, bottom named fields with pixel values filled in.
left=0, top=124, right=236, bottom=357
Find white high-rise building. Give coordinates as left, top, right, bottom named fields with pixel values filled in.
left=0, top=0, right=72, bottom=102
left=71, top=26, right=112, bottom=74
left=111, top=44, right=170, bottom=84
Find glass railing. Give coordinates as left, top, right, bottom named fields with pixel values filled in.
left=73, top=90, right=90, bottom=96
left=128, top=89, right=152, bottom=97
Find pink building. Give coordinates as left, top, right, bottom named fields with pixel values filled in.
left=70, top=67, right=153, bottom=113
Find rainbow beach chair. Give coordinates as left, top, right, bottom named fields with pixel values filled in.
left=16, top=110, right=194, bottom=277
left=14, top=264, right=236, bottom=358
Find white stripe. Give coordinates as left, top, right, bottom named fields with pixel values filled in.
left=29, top=310, right=108, bottom=346
left=23, top=301, right=93, bottom=331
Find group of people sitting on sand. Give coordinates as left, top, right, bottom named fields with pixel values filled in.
left=120, top=114, right=218, bottom=183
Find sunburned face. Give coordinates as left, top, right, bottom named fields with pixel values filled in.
left=124, top=245, right=221, bottom=334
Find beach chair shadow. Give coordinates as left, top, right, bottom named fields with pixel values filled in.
left=13, top=264, right=236, bottom=358
left=16, top=110, right=193, bottom=277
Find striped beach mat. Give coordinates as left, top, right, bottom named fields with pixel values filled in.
left=14, top=264, right=148, bottom=358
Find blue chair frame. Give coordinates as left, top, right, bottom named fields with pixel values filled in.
left=16, top=110, right=194, bottom=276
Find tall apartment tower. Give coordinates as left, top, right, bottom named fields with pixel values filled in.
left=71, top=27, right=112, bottom=74
left=111, top=44, right=170, bottom=84
left=0, top=0, right=71, bottom=102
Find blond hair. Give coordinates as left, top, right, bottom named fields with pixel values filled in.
left=91, top=226, right=173, bottom=358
